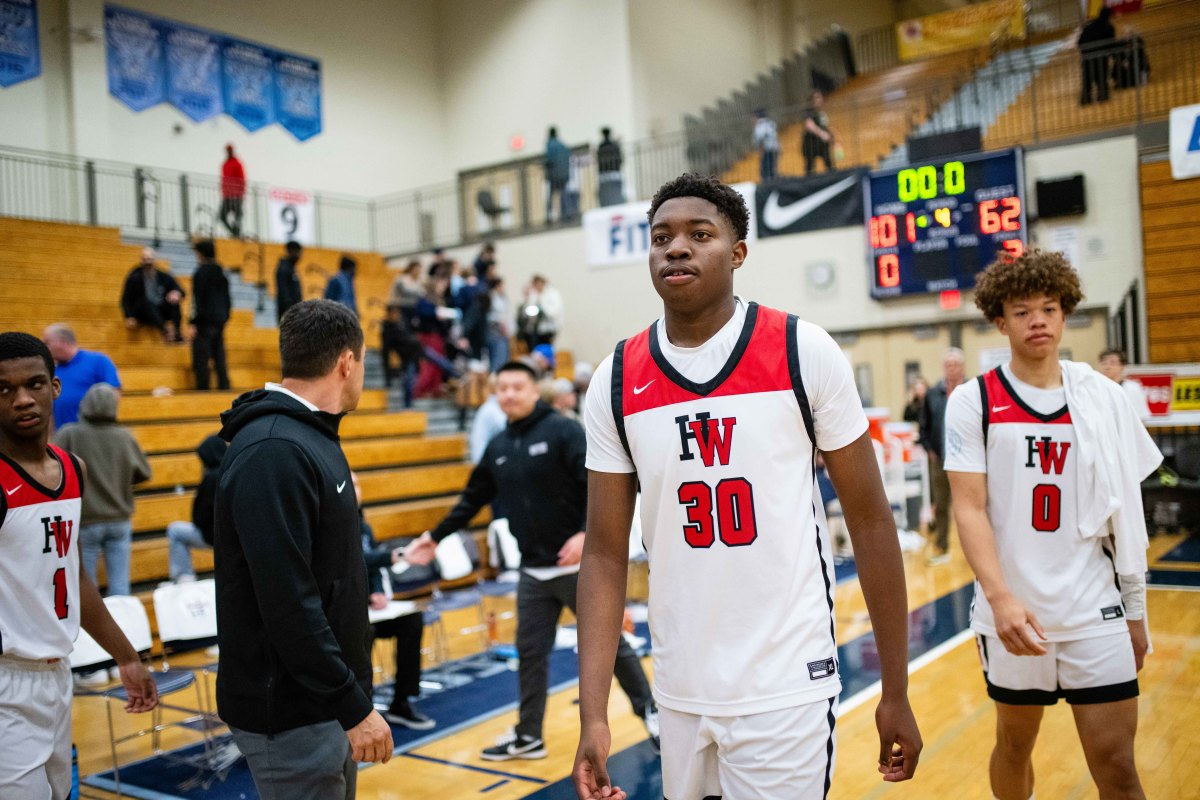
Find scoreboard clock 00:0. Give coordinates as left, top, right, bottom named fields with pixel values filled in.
left=865, top=148, right=1027, bottom=298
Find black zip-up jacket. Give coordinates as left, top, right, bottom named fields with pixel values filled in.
left=191, top=259, right=231, bottom=327
left=193, top=434, right=227, bottom=545
left=918, top=379, right=953, bottom=460
left=213, top=389, right=373, bottom=735
left=431, top=401, right=586, bottom=566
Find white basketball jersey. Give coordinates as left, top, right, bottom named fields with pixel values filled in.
left=611, top=304, right=841, bottom=716
left=0, top=446, right=83, bottom=660
left=969, top=369, right=1126, bottom=641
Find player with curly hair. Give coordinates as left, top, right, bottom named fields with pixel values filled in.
left=944, top=250, right=1161, bottom=800
left=571, top=174, right=922, bottom=799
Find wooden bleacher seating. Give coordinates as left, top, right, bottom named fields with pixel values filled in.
left=0, top=218, right=491, bottom=614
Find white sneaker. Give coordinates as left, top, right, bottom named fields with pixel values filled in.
left=75, top=669, right=110, bottom=689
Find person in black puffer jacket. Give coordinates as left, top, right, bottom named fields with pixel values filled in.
left=214, top=300, right=392, bottom=799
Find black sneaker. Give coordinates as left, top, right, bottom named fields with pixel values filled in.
left=383, top=700, right=436, bottom=731
left=480, top=731, right=547, bottom=761
left=643, top=704, right=661, bottom=755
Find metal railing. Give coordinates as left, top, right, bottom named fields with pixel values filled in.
left=1, top=18, right=1196, bottom=259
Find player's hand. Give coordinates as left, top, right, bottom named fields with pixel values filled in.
left=875, top=694, right=921, bottom=782
left=1127, top=618, right=1148, bottom=671
left=347, top=710, right=393, bottom=764
left=403, top=532, right=436, bottom=566
left=991, top=594, right=1047, bottom=656
left=572, top=722, right=626, bottom=800
left=118, top=660, right=158, bottom=713
left=369, top=592, right=390, bottom=610
left=558, top=532, right=586, bottom=567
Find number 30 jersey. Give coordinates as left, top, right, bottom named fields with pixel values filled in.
left=586, top=302, right=867, bottom=716
left=944, top=367, right=1126, bottom=642
left=0, top=445, right=83, bottom=661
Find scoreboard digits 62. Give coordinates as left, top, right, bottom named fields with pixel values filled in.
left=866, top=148, right=1027, bottom=298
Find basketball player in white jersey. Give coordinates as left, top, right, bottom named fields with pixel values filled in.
left=943, top=252, right=1160, bottom=800
left=572, top=174, right=921, bottom=799
left=0, top=332, right=157, bottom=799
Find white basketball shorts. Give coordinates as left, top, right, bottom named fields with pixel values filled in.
left=660, top=695, right=838, bottom=800
left=0, top=655, right=73, bottom=800
left=976, top=630, right=1138, bottom=706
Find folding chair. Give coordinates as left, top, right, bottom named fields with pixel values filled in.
left=73, top=596, right=216, bottom=798
left=151, top=579, right=222, bottom=729
left=420, top=532, right=487, bottom=689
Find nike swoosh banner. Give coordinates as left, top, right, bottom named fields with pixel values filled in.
left=756, top=169, right=867, bottom=238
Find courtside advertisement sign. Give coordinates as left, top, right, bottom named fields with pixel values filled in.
left=1126, top=363, right=1200, bottom=426
left=583, top=183, right=756, bottom=268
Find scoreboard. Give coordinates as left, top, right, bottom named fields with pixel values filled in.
left=866, top=148, right=1027, bottom=298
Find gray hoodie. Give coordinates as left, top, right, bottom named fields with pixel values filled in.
left=53, top=383, right=152, bottom=524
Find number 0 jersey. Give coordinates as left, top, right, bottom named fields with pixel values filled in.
left=586, top=302, right=867, bottom=716
left=0, top=446, right=83, bottom=660
left=944, top=367, right=1126, bottom=642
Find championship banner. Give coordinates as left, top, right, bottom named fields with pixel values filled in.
left=0, top=0, right=40, bottom=89
left=274, top=52, right=322, bottom=142
left=164, top=22, right=222, bottom=122
left=105, top=5, right=166, bottom=112
left=583, top=183, right=756, bottom=268
left=756, top=169, right=866, bottom=238
left=897, top=0, right=1025, bottom=62
left=222, top=38, right=275, bottom=132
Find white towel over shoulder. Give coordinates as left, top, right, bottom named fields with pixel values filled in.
left=1060, top=361, right=1162, bottom=574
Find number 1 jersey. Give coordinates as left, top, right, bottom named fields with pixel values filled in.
left=0, top=445, right=83, bottom=661
left=585, top=301, right=868, bottom=716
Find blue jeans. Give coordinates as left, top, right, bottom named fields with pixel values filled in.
left=486, top=332, right=510, bottom=374
left=167, top=521, right=210, bottom=580
left=79, top=521, right=132, bottom=596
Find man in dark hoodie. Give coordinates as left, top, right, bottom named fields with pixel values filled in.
left=214, top=299, right=392, bottom=798
left=190, top=239, right=232, bottom=391
left=53, top=382, right=151, bottom=600
left=406, top=361, right=656, bottom=762
left=274, top=240, right=304, bottom=324
left=166, top=435, right=227, bottom=582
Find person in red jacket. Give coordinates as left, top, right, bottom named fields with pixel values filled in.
left=220, top=144, right=246, bottom=238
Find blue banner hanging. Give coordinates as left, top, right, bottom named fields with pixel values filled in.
left=0, top=0, right=41, bottom=89
left=164, top=22, right=221, bottom=122
left=221, top=38, right=275, bottom=132
left=105, top=6, right=165, bottom=112
left=274, top=52, right=322, bottom=142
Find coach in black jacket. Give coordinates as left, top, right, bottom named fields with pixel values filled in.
left=214, top=300, right=392, bottom=800
left=407, top=361, right=655, bottom=762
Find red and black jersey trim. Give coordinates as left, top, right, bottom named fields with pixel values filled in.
left=977, top=374, right=991, bottom=447
left=612, top=338, right=632, bottom=460
left=647, top=302, right=760, bottom=397
left=786, top=313, right=817, bottom=447
left=0, top=445, right=77, bottom=500
left=995, top=367, right=1069, bottom=423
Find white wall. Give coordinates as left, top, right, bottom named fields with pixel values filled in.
left=434, top=0, right=636, bottom=170
left=1, top=0, right=448, bottom=196
left=474, top=135, right=1143, bottom=368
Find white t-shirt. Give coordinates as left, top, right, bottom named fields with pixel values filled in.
left=944, top=364, right=1128, bottom=641
left=585, top=299, right=867, bottom=715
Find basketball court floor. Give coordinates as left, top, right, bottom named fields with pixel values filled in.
left=73, top=531, right=1200, bottom=799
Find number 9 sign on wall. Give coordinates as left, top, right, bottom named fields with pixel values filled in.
left=268, top=186, right=315, bottom=244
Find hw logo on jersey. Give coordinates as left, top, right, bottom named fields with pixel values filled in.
left=675, top=412, right=737, bottom=466
left=41, top=516, right=74, bottom=558
left=1025, top=436, right=1070, bottom=475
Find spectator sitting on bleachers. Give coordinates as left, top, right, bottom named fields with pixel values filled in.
left=486, top=277, right=510, bottom=373
left=53, top=383, right=150, bottom=601
left=166, top=434, right=227, bottom=583
left=353, top=472, right=436, bottom=731
left=413, top=275, right=458, bottom=398
left=469, top=377, right=507, bottom=465
left=380, top=303, right=424, bottom=407
left=42, top=323, right=121, bottom=428
left=473, top=242, right=496, bottom=279
left=518, top=274, right=562, bottom=349
left=547, top=377, right=578, bottom=421
left=121, top=247, right=185, bottom=342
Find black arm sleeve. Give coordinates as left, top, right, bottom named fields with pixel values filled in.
left=226, top=440, right=373, bottom=730
left=430, top=459, right=497, bottom=542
